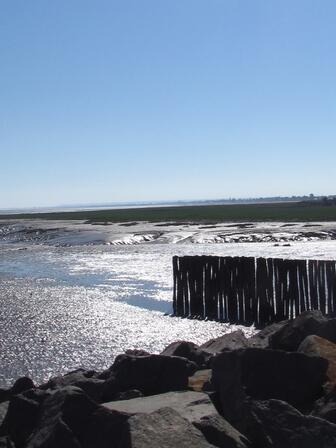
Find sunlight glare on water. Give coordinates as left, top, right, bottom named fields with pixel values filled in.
left=1, top=238, right=336, bottom=387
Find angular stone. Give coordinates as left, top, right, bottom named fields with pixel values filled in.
left=0, top=436, right=15, bottom=448
left=312, top=388, right=336, bottom=424
left=189, top=370, right=212, bottom=392
left=11, top=377, right=35, bottom=395
left=245, top=399, right=336, bottom=448
left=212, top=348, right=328, bottom=424
left=298, top=335, right=336, bottom=391
left=248, top=320, right=288, bottom=349
left=0, top=394, right=40, bottom=447
left=110, top=354, right=197, bottom=395
left=201, top=330, right=250, bottom=354
left=26, top=419, right=81, bottom=448
left=270, top=310, right=336, bottom=351
left=28, top=386, right=128, bottom=448
left=108, top=392, right=251, bottom=448
left=118, top=407, right=215, bottom=448
left=104, top=391, right=217, bottom=423
left=161, top=341, right=211, bottom=368
left=0, top=403, right=9, bottom=428
left=193, top=414, right=251, bottom=448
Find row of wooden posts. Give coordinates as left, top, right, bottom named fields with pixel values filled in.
left=172, top=255, right=336, bottom=327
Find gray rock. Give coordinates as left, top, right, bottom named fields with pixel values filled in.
left=194, top=414, right=251, bottom=448
left=0, top=436, right=15, bottom=448
left=118, top=407, right=216, bottom=448
left=104, top=391, right=250, bottom=448
left=28, top=386, right=128, bottom=448
left=270, top=310, right=336, bottom=351
left=39, top=370, right=104, bottom=402
left=245, top=399, right=336, bottom=448
left=104, top=391, right=218, bottom=423
left=161, top=341, right=211, bottom=368
left=0, top=403, right=9, bottom=428
left=110, top=353, right=197, bottom=395
left=26, top=419, right=81, bottom=448
left=312, top=389, right=336, bottom=424
left=201, top=330, right=250, bottom=354
left=0, top=394, right=40, bottom=447
left=248, top=320, right=288, bottom=349
left=212, top=348, right=328, bottom=425
left=11, top=377, right=35, bottom=395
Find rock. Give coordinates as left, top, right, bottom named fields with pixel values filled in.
left=118, top=407, right=215, bottom=448
left=125, top=349, right=150, bottom=357
left=212, top=348, right=328, bottom=424
left=0, top=391, right=10, bottom=405
left=11, top=377, right=35, bottom=395
left=104, top=391, right=217, bottom=423
left=189, top=370, right=212, bottom=392
left=201, top=330, right=250, bottom=354
left=270, top=310, right=336, bottom=351
left=28, top=386, right=128, bottom=448
left=26, top=419, right=81, bottom=448
left=161, top=341, right=211, bottom=368
left=298, top=335, right=336, bottom=391
left=245, top=399, right=336, bottom=448
left=110, top=354, right=197, bottom=395
left=0, top=394, right=40, bottom=447
left=104, top=389, right=250, bottom=447
left=0, top=436, right=15, bottom=448
left=116, top=390, right=143, bottom=401
left=248, top=320, right=288, bottom=349
left=193, top=414, right=251, bottom=448
left=0, top=403, right=9, bottom=428
left=101, top=376, right=121, bottom=402
left=312, top=388, right=336, bottom=424
left=39, top=370, right=105, bottom=402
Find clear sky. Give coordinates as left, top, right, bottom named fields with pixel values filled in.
left=1, top=1, right=335, bottom=208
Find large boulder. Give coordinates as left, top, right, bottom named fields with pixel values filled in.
left=248, top=321, right=288, bottom=349
left=11, top=377, right=35, bottom=396
left=201, top=330, right=250, bottom=354
left=298, top=335, right=336, bottom=391
left=161, top=341, right=211, bottom=368
left=212, top=348, right=328, bottom=424
left=0, top=403, right=9, bottom=428
left=0, top=437, right=15, bottom=448
left=109, top=354, right=197, bottom=395
left=39, top=369, right=104, bottom=402
left=0, top=394, right=40, bottom=447
left=312, top=388, right=336, bottom=424
left=189, top=370, right=212, bottom=392
left=104, top=391, right=217, bottom=422
left=270, top=310, right=336, bottom=351
left=104, top=391, right=250, bottom=448
left=118, top=407, right=216, bottom=448
left=27, top=386, right=129, bottom=448
left=193, top=414, right=251, bottom=448
left=245, top=399, right=336, bottom=448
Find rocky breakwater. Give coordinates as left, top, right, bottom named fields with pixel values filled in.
left=2, top=310, right=336, bottom=447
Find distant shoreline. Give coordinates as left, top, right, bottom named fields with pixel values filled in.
left=1, top=202, right=336, bottom=223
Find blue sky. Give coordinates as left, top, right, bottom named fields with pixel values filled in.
left=1, top=1, right=335, bottom=208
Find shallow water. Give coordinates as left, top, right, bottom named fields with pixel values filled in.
left=1, top=221, right=336, bottom=387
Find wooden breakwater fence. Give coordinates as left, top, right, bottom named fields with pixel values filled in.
left=172, top=256, right=336, bottom=327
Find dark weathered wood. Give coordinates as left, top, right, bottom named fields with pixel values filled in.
left=297, top=259, right=307, bottom=314
left=308, top=260, right=318, bottom=310
left=318, top=261, right=327, bottom=314
left=172, top=256, right=178, bottom=315
left=325, top=261, right=333, bottom=315
left=256, top=257, right=269, bottom=325
left=172, top=255, right=336, bottom=325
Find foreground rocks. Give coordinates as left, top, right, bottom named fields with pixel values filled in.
left=1, top=310, right=336, bottom=447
